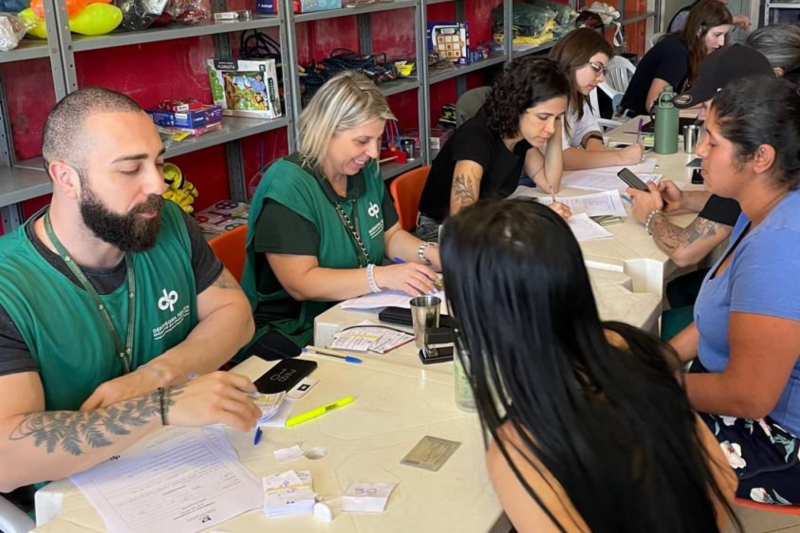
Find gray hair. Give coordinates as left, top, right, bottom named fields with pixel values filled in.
left=297, top=71, right=395, bottom=169
left=42, top=87, right=143, bottom=175
left=746, top=25, right=800, bottom=77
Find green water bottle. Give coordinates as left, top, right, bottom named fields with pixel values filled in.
left=653, top=85, right=679, bottom=155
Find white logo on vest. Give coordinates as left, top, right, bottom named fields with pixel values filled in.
left=158, top=289, right=179, bottom=313
left=368, top=202, right=380, bottom=218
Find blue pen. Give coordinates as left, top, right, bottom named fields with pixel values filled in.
left=393, top=257, right=405, bottom=264
left=621, top=195, right=633, bottom=205
left=253, top=427, right=263, bottom=446
left=303, top=346, right=362, bottom=364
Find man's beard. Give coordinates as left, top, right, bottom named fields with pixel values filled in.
left=79, top=185, right=165, bottom=253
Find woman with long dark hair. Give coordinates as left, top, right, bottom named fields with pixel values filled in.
left=415, top=56, right=571, bottom=242
left=440, top=200, right=738, bottom=532
left=620, top=0, right=732, bottom=116
left=668, top=76, right=800, bottom=504
left=549, top=28, right=645, bottom=169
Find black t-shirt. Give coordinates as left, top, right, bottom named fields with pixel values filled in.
left=417, top=110, right=532, bottom=222
left=0, top=210, right=223, bottom=378
left=620, top=34, right=690, bottom=116
left=698, top=194, right=742, bottom=226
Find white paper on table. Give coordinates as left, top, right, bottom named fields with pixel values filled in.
left=254, top=391, right=286, bottom=425
left=274, top=445, right=305, bottom=463
left=342, top=481, right=398, bottom=513
left=560, top=170, right=661, bottom=192
left=526, top=190, right=627, bottom=217
left=340, top=290, right=447, bottom=312
left=262, top=470, right=316, bottom=517
left=585, top=157, right=657, bottom=175
left=331, top=320, right=414, bottom=354
left=567, top=213, right=615, bottom=242
left=70, top=427, right=262, bottom=533
left=260, top=398, right=295, bottom=428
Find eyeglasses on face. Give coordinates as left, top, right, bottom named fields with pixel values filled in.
left=588, top=61, right=608, bottom=77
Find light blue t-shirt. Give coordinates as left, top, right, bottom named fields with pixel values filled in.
left=695, top=189, right=800, bottom=435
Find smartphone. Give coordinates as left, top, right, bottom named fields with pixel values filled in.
left=691, top=168, right=704, bottom=184
left=254, top=358, right=318, bottom=395
left=617, top=167, right=649, bottom=191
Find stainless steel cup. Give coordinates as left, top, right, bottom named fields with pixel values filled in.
left=684, top=125, right=701, bottom=154
left=409, top=296, right=441, bottom=349
left=401, top=138, right=416, bottom=160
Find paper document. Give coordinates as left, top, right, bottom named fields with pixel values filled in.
left=561, top=170, right=661, bottom=192
left=331, top=320, right=414, bottom=353
left=567, top=213, right=615, bottom=242
left=523, top=190, right=627, bottom=217
left=71, top=428, right=262, bottom=533
left=584, top=157, right=657, bottom=175
left=263, top=470, right=316, bottom=517
left=341, top=290, right=446, bottom=312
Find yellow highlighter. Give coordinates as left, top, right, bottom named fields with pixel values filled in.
left=285, top=396, right=355, bottom=428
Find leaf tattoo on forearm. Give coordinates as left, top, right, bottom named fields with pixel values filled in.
left=10, top=387, right=183, bottom=456
left=453, top=173, right=477, bottom=206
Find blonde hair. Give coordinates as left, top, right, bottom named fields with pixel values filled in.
left=298, top=71, right=396, bottom=169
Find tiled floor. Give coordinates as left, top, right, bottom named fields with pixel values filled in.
left=728, top=504, right=800, bottom=533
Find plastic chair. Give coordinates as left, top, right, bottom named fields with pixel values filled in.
left=455, top=87, right=491, bottom=126
left=735, top=497, right=800, bottom=515
left=389, top=166, right=431, bottom=231
left=589, top=88, right=623, bottom=131
left=208, top=224, right=248, bottom=282
left=598, top=55, right=636, bottom=117
left=650, top=31, right=667, bottom=49
left=0, top=495, right=35, bottom=533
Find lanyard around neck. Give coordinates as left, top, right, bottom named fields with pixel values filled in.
left=333, top=200, right=370, bottom=268
left=43, top=211, right=136, bottom=374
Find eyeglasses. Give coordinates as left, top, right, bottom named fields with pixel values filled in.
left=588, top=61, right=608, bottom=77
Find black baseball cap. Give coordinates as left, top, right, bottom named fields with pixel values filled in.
left=674, top=44, right=774, bottom=109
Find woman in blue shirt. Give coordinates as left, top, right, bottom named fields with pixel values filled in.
left=667, top=76, right=800, bottom=504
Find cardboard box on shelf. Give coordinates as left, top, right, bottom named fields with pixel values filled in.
left=207, top=59, right=283, bottom=119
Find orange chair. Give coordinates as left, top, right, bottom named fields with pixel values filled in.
left=390, top=165, right=431, bottom=232
left=209, top=224, right=248, bottom=282
left=735, top=497, right=800, bottom=515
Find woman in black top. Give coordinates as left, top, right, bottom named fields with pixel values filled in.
left=415, top=57, right=572, bottom=242
left=620, top=0, right=732, bottom=116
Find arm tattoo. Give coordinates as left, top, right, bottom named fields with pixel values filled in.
left=452, top=173, right=477, bottom=206
left=9, top=387, right=183, bottom=456
left=651, top=216, right=719, bottom=257
left=212, top=268, right=241, bottom=290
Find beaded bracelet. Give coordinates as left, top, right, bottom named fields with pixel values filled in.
left=366, top=263, right=381, bottom=293
left=645, top=209, right=664, bottom=236
left=417, top=242, right=437, bottom=264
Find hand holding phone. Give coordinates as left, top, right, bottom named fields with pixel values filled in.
left=617, top=168, right=649, bottom=191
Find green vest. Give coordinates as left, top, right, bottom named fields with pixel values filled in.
left=0, top=202, right=198, bottom=411
left=241, top=154, right=387, bottom=348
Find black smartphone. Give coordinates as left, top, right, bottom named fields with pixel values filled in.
left=254, top=358, right=318, bottom=394
left=617, top=167, right=649, bottom=191
left=691, top=168, right=704, bottom=184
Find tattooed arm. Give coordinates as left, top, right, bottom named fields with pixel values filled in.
left=648, top=215, right=733, bottom=267
left=0, top=370, right=260, bottom=491
left=449, top=160, right=484, bottom=216
left=81, top=268, right=255, bottom=410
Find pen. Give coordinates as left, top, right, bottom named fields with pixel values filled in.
left=621, top=195, right=632, bottom=205
left=253, top=427, right=263, bottom=446
left=285, top=396, right=355, bottom=427
left=303, top=346, right=363, bottom=364
left=393, top=257, right=405, bottom=264
left=636, top=118, right=644, bottom=146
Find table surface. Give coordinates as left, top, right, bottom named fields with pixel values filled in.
left=313, top=268, right=662, bottom=374
left=34, top=356, right=509, bottom=533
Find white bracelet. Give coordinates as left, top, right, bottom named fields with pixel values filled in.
left=417, top=242, right=437, bottom=264
left=366, top=263, right=381, bottom=293
left=645, top=209, right=664, bottom=236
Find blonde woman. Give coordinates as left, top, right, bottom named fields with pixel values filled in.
left=241, top=71, right=441, bottom=359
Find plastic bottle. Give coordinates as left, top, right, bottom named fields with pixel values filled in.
left=653, top=85, right=679, bottom=155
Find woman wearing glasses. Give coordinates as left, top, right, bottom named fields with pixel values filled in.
left=415, top=56, right=571, bottom=242
left=548, top=28, right=645, bottom=170
left=620, top=0, right=732, bottom=116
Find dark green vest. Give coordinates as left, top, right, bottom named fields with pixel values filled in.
left=241, top=154, right=386, bottom=348
left=0, top=202, right=198, bottom=411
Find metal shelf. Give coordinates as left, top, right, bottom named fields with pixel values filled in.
left=164, top=115, right=290, bottom=158
left=620, top=11, right=656, bottom=24
left=511, top=40, right=559, bottom=59
left=425, top=0, right=453, bottom=4
left=70, top=17, right=280, bottom=52
left=0, top=166, right=52, bottom=208
left=380, top=77, right=419, bottom=97
left=0, top=41, right=50, bottom=64
left=768, top=3, right=800, bottom=7
left=14, top=157, right=45, bottom=172
left=295, top=0, right=416, bottom=23
left=382, top=157, right=422, bottom=180
left=428, top=52, right=506, bottom=85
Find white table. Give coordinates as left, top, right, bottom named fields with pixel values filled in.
left=314, top=268, right=662, bottom=374
left=34, top=356, right=509, bottom=533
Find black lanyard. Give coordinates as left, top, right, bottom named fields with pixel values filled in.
left=43, top=212, right=136, bottom=374
left=333, top=200, right=370, bottom=268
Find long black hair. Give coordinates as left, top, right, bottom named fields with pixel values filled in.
left=485, top=56, right=570, bottom=139
left=440, top=200, right=739, bottom=533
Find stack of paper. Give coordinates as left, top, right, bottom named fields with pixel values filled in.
left=340, top=289, right=447, bottom=312
left=567, top=213, right=615, bottom=242
left=524, top=190, right=627, bottom=217
left=263, top=470, right=317, bottom=518
left=253, top=391, right=286, bottom=425
left=331, top=320, right=414, bottom=353
left=342, top=481, right=398, bottom=513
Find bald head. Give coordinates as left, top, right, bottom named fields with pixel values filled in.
left=42, top=88, right=144, bottom=174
